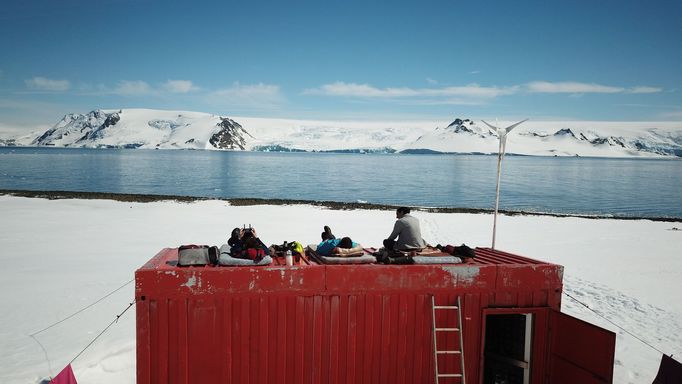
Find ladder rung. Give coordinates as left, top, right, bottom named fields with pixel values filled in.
left=435, top=327, right=459, bottom=331
left=436, top=350, right=462, bottom=354
left=438, top=373, right=463, bottom=378
left=433, top=305, right=459, bottom=310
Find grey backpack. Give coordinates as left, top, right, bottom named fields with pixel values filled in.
left=178, top=245, right=219, bottom=266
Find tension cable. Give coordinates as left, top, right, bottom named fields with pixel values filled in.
left=69, top=300, right=135, bottom=365
left=27, top=278, right=135, bottom=379
left=29, top=278, right=134, bottom=337
left=563, top=291, right=669, bottom=357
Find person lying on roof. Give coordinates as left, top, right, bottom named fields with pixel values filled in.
left=316, top=226, right=362, bottom=256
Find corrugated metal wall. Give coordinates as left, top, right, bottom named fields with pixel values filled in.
left=138, top=290, right=556, bottom=384
left=140, top=293, right=470, bottom=384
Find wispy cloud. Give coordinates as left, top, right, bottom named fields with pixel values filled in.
left=627, top=86, right=662, bottom=94
left=526, top=81, right=663, bottom=94
left=526, top=81, right=623, bottom=94
left=162, top=80, right=199, bottom=93
left=306, top=80, right=663, bottom=100
left=426, top=77, right=438, bottom=85
left=469, top=70, right=480, bottom=75
left=114, top=80, right=153, bottom=95
left=304, top=82, right=516, bottom=99
left=208, top=82, right=285, bottom=109
left=25, top=76, right=71, bottom=91
left=302, top=79, right=664, bottom=109
left=78, top=79, right=198, bottom=96
left=213, top=82, right=281, bottom=99
left=658, top=110, right=682, bottom=120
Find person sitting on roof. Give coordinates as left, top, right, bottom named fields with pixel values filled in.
left=228, top=226, right=269, bottom=261
left=316, top=226, right=360, bottom=256
left=383, top=207, right=426, bottom=252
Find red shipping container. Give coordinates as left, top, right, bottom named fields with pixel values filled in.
left=136, top=247, right=615, bottom=384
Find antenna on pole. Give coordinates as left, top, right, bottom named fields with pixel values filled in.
left=481, top=119, right=528, bottom=250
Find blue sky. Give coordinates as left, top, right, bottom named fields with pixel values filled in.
left=1, top=0, right=680, bottom=132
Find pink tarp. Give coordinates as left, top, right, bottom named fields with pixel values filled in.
left=50, top=364, right=77, bottom=384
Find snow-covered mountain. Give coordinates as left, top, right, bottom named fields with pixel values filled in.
left=7, top=108, right=682, bottom=157
left=29, top=109, right=250, bottom=150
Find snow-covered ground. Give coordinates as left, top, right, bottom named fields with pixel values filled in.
left=0, top=195, right=680, bottom=383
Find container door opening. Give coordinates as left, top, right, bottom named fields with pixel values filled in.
left=483, top=313, right=532, bottom=384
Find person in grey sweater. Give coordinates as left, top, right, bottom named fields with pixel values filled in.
left=383, top=207, right=426, bottom=251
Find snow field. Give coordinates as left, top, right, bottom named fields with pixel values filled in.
left=0, top=195, right=680, bottom=383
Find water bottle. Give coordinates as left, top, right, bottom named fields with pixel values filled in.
left=285, top=249, right=293, bottom=266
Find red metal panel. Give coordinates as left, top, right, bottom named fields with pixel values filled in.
left=302, top=296, right=314, bottom=384
left=258, top=297, right=269, bottom=384
left=187, top=299, right=221, bottom=383
left=402, top=294, right=416, bottom=384
left=548, top=310, right=616, bottom=384
left=495, top=264, right=564, bottom=291
left=222, top=297, right=233, bottom=382
left=463, top=293, right=482, bottom=383
left=369, top=294, right=382, bottom=384
left=324, top=264, right=499, bottom=293
left=135, top=300, right=150, bottom=384
left=475, top=248, right=546, bottom=265
left=168, top=298, right=181, bottom=384
left=311, top=295, right=323, bottom=384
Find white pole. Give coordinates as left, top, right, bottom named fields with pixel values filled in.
left=482, top=119, right=527, bottom=250
left=492, top=136, right=504, bottom=249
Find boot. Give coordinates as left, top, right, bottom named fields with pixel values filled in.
left=323, top=225, right=335, bottom=240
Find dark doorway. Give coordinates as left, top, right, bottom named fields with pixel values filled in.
left=483, top=314, right=532, bottom=384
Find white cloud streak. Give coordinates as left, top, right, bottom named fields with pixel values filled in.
left=25, top=76, right=71, bottom=91
left=114, top=80, right=153, bottom=95
left=527, top=81, right=663, bottom=94
left=526, top=81, right=623, bottom=94
left=75, top=79, right=199, bottom=96
left=658, top=110, right=682, bottom=120
left=208, top=82, right=285, bottom=109
left=163, top=80, right=199, bottom=93
left=212, top=83, right=281, bottom=99
left=628, top=86, right=663, bottom=94
left=305, top=81, right=663, bottom=105
left=304, top=82, right=517, bottom=99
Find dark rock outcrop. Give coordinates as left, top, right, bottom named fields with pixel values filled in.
left=554, top=128, right=577, bottom=138
left=209, top=117, right=253, bottom=150
left=445, top=118, right=491, bottom=138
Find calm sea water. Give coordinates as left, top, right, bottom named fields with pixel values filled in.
left=1, top=147, right=681, bottom=219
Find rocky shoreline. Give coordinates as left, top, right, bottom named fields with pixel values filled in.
left=1, top=189, right=680, bottom=223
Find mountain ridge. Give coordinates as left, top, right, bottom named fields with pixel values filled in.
left=3, top=108, right=681, bottom=157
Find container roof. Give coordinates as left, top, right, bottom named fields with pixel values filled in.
left=139, top=247, right=552, bottom=271
left=136, top=247, right=563, bottom=296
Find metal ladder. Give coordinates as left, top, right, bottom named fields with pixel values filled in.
left=431, top=296, right=466, bottom=384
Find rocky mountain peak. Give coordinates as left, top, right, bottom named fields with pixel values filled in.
left=208, top=117, right=254, bottom=150
left=446, top=118, right=474, bottom=132
left=554, top=128, right=576, bottom=138
left=32, top=109, right=120, bottom=146
left=444, top=118, right=494, bottom=138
